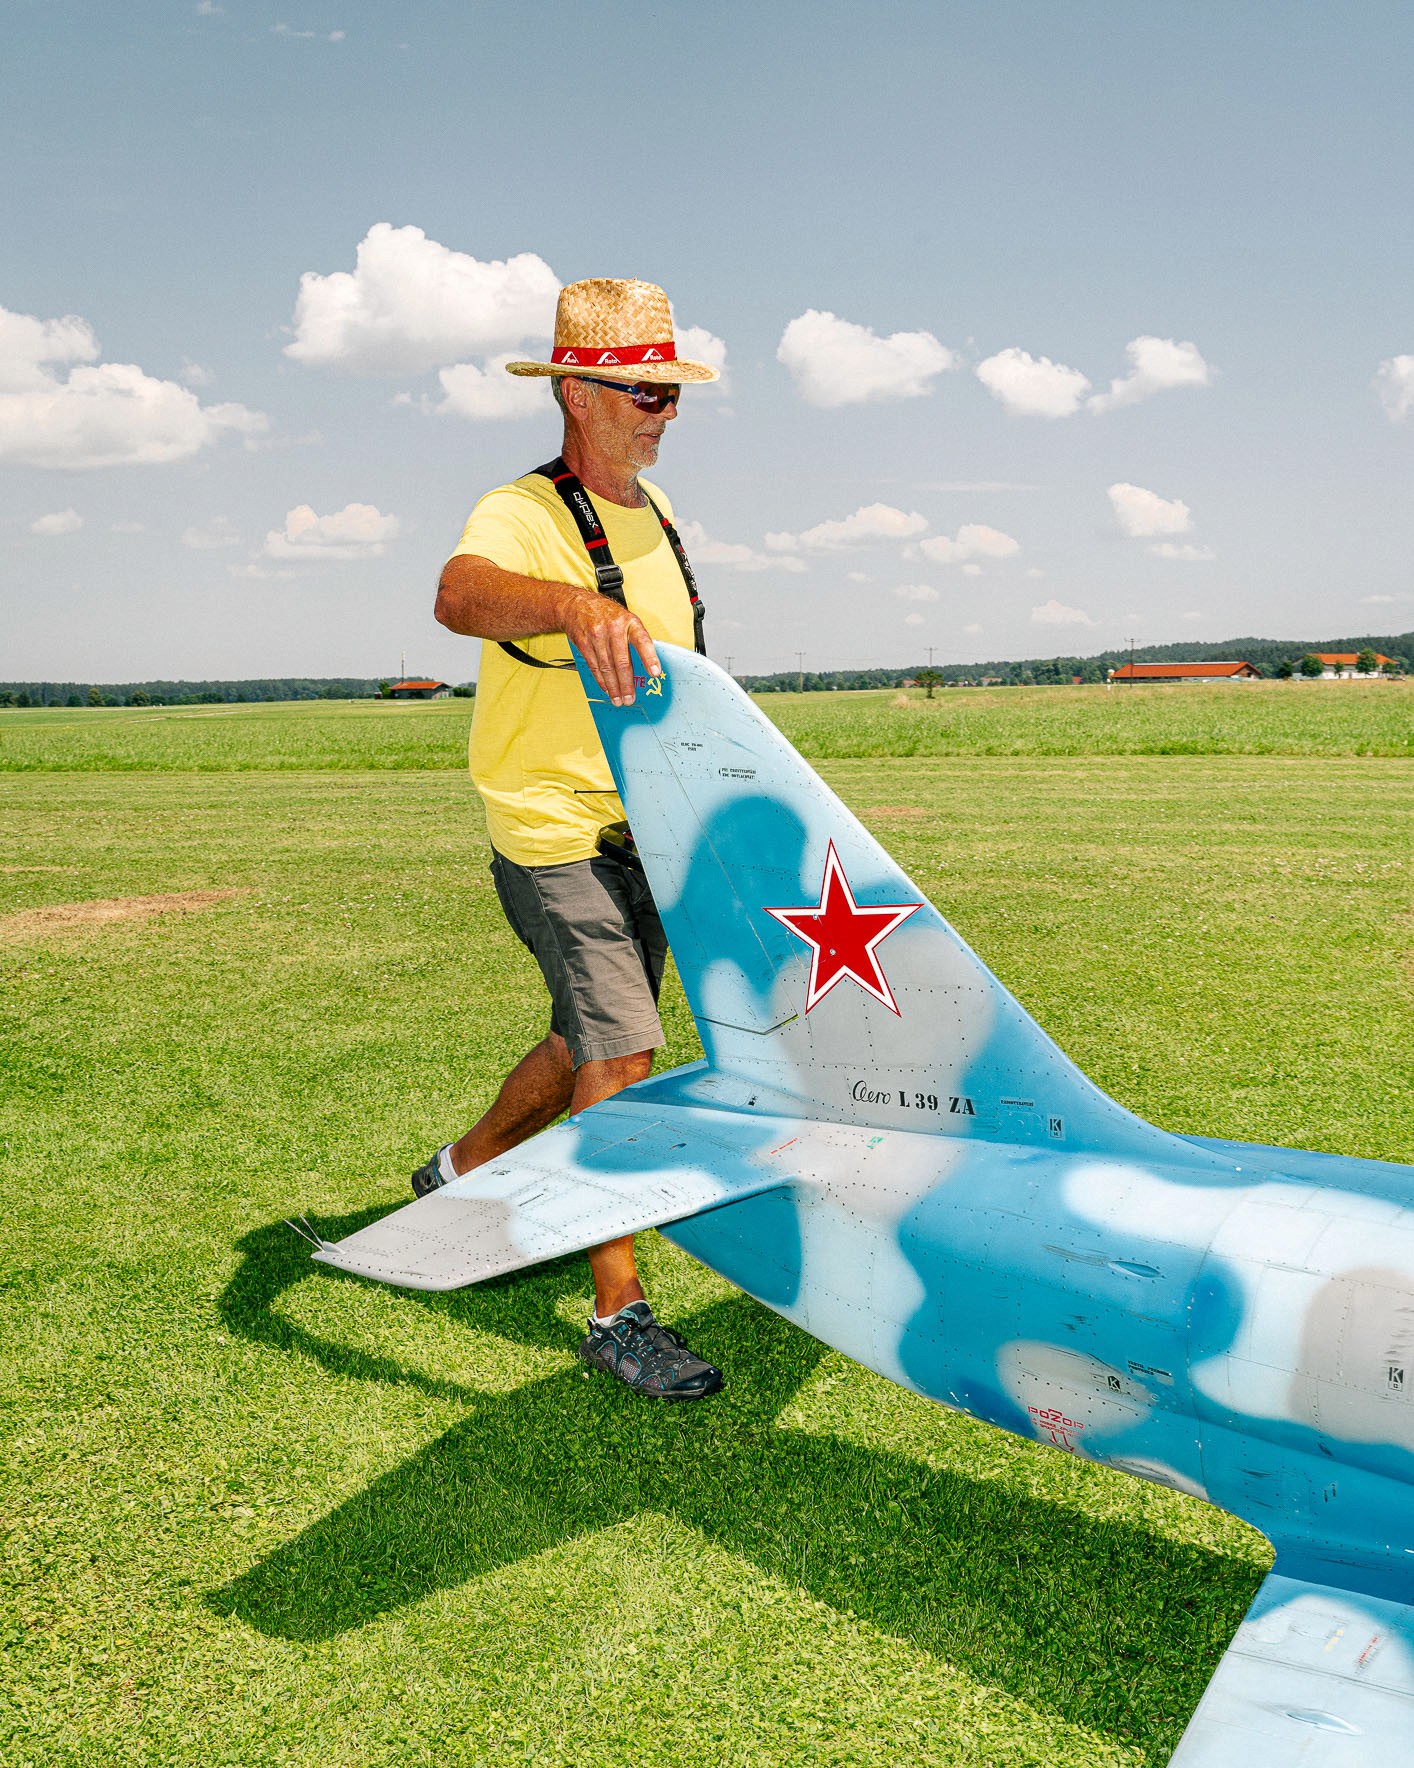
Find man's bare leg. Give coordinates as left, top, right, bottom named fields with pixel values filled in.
left=571, top=1050, right=653, bottom=1317
left=447, top=1033, right=575, bottom=1175
left=447, top=1041, right=654, bottom=1318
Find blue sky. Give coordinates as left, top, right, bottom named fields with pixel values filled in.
left=4, top=1, right=1413, bottom=682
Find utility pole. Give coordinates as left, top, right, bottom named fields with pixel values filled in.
left=1127, top=636, right=1136, bottom=679
left=796, top=651, right=805, bottom=694
left=726, top=655, right=734, bottom=678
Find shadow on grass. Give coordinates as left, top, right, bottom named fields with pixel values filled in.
left=217, top=1211, right=586, bottom=1402
left=210, top=1216, right=1260, bottom=1748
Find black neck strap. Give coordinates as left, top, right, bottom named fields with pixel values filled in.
left=498, top=457, right=706, bottom=669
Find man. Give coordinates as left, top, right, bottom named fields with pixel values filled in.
left=421, top=277, right=723, bottom=1401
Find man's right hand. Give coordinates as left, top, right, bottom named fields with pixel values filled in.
left=559, top=590, right=661, bottom=707
left=435, top=553, right=661, bottom=706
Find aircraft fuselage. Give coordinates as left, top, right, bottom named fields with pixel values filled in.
left=664, top=1116, right=1414, bottom=1604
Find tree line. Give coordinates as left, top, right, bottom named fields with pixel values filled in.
left=4, top=627, right=1411, bottom=706
left=733, top=630, right=1412, bottom=693
left=0, top=678, right=473, bottom=708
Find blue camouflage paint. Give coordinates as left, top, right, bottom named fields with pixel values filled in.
left=571, top=645, right=1414, bottom=1758
left=312, top=644, right=1414, bottom=1764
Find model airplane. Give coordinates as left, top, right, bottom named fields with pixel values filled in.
left=312, top=645, right=1414, bottom=1765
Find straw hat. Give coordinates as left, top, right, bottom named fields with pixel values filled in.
left=505, top=278, right=719, bottom=384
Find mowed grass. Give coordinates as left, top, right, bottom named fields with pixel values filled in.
left=2, top=696, right=1412, bottom=1766
left=1, top=674, right=1411, bottom=772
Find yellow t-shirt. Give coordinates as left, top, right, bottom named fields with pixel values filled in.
left=454, top=472, right=697, bottom=867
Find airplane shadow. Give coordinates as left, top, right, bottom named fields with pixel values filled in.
left=209, top=1214, right=1263, bottom=1746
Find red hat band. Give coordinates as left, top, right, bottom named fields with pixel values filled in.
left=550, top=342, right=678, bottom=368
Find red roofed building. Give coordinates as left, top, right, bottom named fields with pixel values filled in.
left=1111, top=661, right=1260, bottom=682
left=388, top=679, right=451, bottom=700
left=1310, top=652, right=1394, bottom=678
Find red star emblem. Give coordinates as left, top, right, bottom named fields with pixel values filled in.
left=764, top=842, right=922, bottom=1015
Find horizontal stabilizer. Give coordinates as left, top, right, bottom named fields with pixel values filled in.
left=1170, top=1569, right=1414, bottom=1765
left=312, top=1098, right=793, bottom=1291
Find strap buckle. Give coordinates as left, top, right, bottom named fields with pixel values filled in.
left=595, top=563, right=625, bottom=596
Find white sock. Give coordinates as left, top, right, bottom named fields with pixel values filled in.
left=592, top=1302, right=644, bottom=1327
left=437, top=1144, right=459, bottom=1185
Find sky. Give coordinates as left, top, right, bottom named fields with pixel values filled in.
left=3, top=0, right=1414, bottom=684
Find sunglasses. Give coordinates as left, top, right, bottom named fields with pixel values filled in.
left=576, top=374, right=682, bottom=413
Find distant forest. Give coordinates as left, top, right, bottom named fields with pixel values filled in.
left=0, top=677, right=470, bottom=707
left=734, top=629, right=1414, bottom=692
left=2, top=629, right=1410, bottom=704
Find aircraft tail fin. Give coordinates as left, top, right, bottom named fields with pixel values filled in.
left=579, top=645, right=1211, bottom=1163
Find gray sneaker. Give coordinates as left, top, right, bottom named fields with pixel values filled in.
left=411, top=1146, right=452, bottom=1198
left=578, top=1301, right=723, bottom=1400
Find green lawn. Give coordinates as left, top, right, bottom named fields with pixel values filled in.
left=2, top=675, right=1411, bottom=771
left=2, top=694, right=1412, bottom=1765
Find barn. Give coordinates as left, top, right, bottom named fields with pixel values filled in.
left=1111, top=661, right=1260, bottom=683
left=388, top=680, right=451, bottom=700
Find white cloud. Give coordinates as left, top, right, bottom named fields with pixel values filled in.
left=962, top=563, right=983, bottom=576
left=194, top=1, right=222, bottom=13
left=675, top=322, right=729, bottom=392
left=111, top=519, right=145, bottom=534
left=273, top=23, right=345, bottom=40
left=919, top=523, right=1020, bottom=564
left=1148, top=542, right=1214, bottom=561
left=1088, top=336, right=1212, bottom=414
left=1108, top=482, right=1192, bottom=537
left=183, top=515, right=240, bottom=550
left=776, top=309, right=955, bottom=407
left=1360, top=592, right=1412, bottom=604
left=426, top=356, right=551, bottom=421
left=262, top=502, right=400, bottom=561
left=677, top=520, right=805, bottom=573
left=892, top=583, right=938, bottom=601
left=0, top=306, right=100, bottom=391
left=975, top=348, right=1090, bottom=418
left=903, top=612, right=926, bottom=626
left=180, top=359, right=215, bottom=388
left=1032, top=598, right=1095, bottom=626
left=963, top=622, right=982, bottom=633
left=0, top=302, right=265, bottom=469
left=845, top=570, right=870, bottom=583
left=1024, top=567, right=1045, bottom=579
left=973, top=336, right=1211, bottom=418
left=1180, top=611, right=1204, bottom=621
left=766, top=502, right=928, bottom=553
left=285, top=224, right=560, bottom=376
left=31, top=508, right=83, bottom=536
left=1376, top=355, right=1414, bottom=423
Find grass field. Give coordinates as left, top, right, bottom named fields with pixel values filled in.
left=2, top=688, right=1412, bottom=1766
left=1, top=676, right=1411, bottom=772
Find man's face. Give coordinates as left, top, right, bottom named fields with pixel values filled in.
left=579, top=380, right=678, bottom=473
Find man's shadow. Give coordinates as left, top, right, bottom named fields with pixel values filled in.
left=210, top=1213, right=1263, bottom=1749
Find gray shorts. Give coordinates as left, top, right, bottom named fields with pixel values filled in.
left=490, top=847, right=667, bottom=1068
